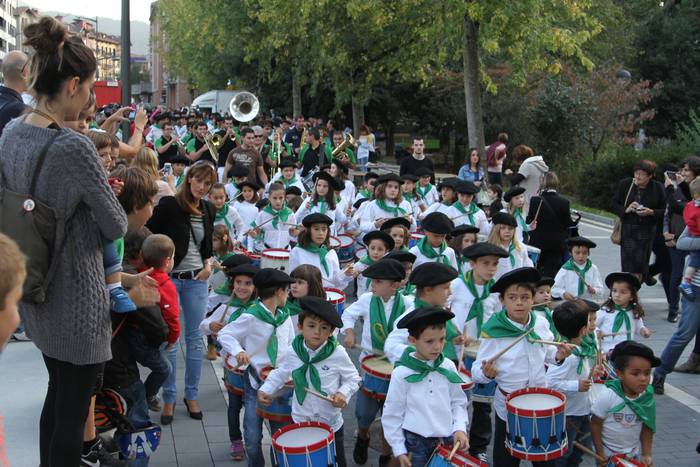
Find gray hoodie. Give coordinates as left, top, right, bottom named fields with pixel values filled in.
left=518, top=155, right=549, bottom=205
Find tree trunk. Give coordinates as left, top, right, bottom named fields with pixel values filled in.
left=462, top=13, right=486, bottom=166
left=351, top=95, right=364, bottom=138
left=292, top=68, right=302, bottom=117
left=386, top=120, right=396, bottom=161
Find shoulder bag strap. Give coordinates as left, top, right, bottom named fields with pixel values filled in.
left=29, top=131, right=61, bottom=196
left=623, top=180, right=634, bottom=207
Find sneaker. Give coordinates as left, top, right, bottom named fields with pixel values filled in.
left=680, top=282, right=694, bottom=300
left=352, top=436, right=370, bottom=465
left=81, top=437, right=125, bottom=467
left=110, top=287, right=137, bottom=313
left=147, top=395, right=162, bottom=412
left=652, top=373, right=665, bottom=395
left=10, top=331, right=31, bottom=342
left=379, top=454, right=392, bottom=467
left=229, top=439, right=245, bottom=461
left=476, top=452, right=488, bottom=463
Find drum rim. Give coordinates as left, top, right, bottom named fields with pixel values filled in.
left=261, top=248, right=291, bottom=259
left=434, top=444, right=488, bottom=467
left=338, top=234, right=355, bottom=247
left=329, top=236, right=341, bottom=248
left=507, top=444, right=568, bottom=462
left=324, top=287, right=346, bottom=304
left=255, top=407, right=292, bottom=423
left=223, top=365, right=244, bottom=375
left=360, top=354, right=393, bottom=379
left=609, top=453, right=644, bottom=466
left=271, top=421, right=335, bottom=454
left=505, top=387, right=566, bottom=417
left=459, top=367, right=474, bottom=390
left=410, top=233, right=425, bottom=239
left=245, top=251, right=261, bottom=259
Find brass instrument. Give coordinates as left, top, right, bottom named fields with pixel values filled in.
left=331, top=132, right=357, bottom=162
left=205, top=131, right=222, bottom=163
left=229, top=91, right=259, bottom=122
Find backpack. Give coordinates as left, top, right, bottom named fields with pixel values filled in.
left=0, top=132, right=61, bottom=303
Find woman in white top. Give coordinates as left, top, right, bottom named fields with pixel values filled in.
left=488, top=212, right=533, bottom=280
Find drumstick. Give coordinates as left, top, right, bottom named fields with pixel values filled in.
left=457, top=324, right=468, bottom=371
left=448, top=441, right=461, bottom=461
left=353, top=344, right=385, bottom=357
left=532, top=301, right=552, bottom=308
left=304, top=387, right=335, bottom=403
left=528, top=339, right=578, bottom=348
left=532, top=198, right=543, bottom=224
left=217, top=288, right=239, bottom=324
left=488, top=328, right=535, bottom=363
left=572, top=441, right=606, bottom=462
left=243, top=215, right=277, bottom=236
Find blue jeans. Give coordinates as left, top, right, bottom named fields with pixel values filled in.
left=228, top=390, right=243, bottom=441
left=669, top=247, right=688, bottom=312
left=403, top=430, right=452, bottom=467
left=656, top=285, right=700, bottom=378
left=243, top=373, right=287, bottom=467
left=161, top=278, right=208, bottom=403
left=104, top=238, right=122, bottom=276
left=689, top=250, right=700, bottom=269
left=354, top=390, right=384, bottom=430
left=120, top=379, right=152, bottom=467
left=555, top=415, right=590, bottom=467
left=123, top=328, right=171, bottom=400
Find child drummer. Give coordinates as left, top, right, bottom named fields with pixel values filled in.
left=341, top=259, right=415, bottom=466
left=471, top=267, right=573, bottom=467
left=382, top=306, right=470, bottom=467
left=551, top=236, right=605, bottom=301
left=409, top=211, right=459, bottom=270
left=258, top=296, right=361, bottom=467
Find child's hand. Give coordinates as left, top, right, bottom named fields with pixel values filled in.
left=257, top=391, right=273, bottom=406
left=556, top=342, right=574, bottom=361
left=344, top=331, right=355, bottom=349
left=578, top=379, right=592, bottom=392
left=397, top=454, right=412, bottom=467
left=345, top=265, right=355, bottom=277
left=528, top=220, right=537, bottom=231
left=248, top=228, right=260, bottom=238
left=481, top=360, right=498, bottom=379
left=209, top=321, right=225, bottom=334
left=331, top=392, right=347, bottom=408
left=236, top=351, right=250, bottom=366
left=640, top=327, right=652, bottom=338
left=452, top=333, right=465, bottom=346
left=563, top=292, right=575, bottom=301
left=374, top=218, right=387, bottom=228
left=587, top=284, right=596, bottom=295
left=592, top=364, right=606, bottom=379
left=289, top=227, right=300, bottom=237
left=640, top=455, right=654, bottom=466
left=462, top=335, right=475, bottom=348
left=453, top=431, right=469, bottom=452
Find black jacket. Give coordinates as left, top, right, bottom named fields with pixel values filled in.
left=611, top=178, right=666, bottom=226
left=526, top=191, right=574, bottom=250
left=146, top=196, right=216, bottom=268
left=0, top=86, right=26, bottom=137
left=103, top=314, right=140, bottom=389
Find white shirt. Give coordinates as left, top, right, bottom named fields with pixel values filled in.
left=591, top=385, right=643, bottom=457
left=217, top=302, right=296, bottom=388
left=359, top=199, right=415, bottom=235
left=200, top=301, right=247, bottom=336
left=494, top=242, right=533, bottom=280
left=416, top=184, right=439, bottom=206
left=382, top=353, right=469, bottom=457
left=383, top=298, right=422, bottom=364
left=552, top=262, right=605, bottom=300
left=409, top=244, right=459, bottom=271
left=288, top=245, right=351, bottom=290
left=265, top=177, right=306, bottom=198
left=341, top=291, right=414, bottom=359
left=447, top=275, right=501, bottom=341
left=294, top=201, right=347, bottom=236
left=340, top=180, right=356, bottom=202
left=419, top=202, right=452, bottom=220
left=259, top=341, right=361, bottom=432
left=596, top=306, right=646, bottom=353
left=448, top=203, right=491, bottom=235
left=213, top=203, right=247, bottom=241
left=232, top=201, right=259, bottom=245
left=253, top=209, right=296, bottom=249
left=471, top=313, right=558, bottom=421
left=545, top=348, right=592, bottom=416
left=354, top=260, right=374, bottom=298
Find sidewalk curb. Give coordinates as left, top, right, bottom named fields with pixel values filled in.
left=576, top=210, right=614, bottom=227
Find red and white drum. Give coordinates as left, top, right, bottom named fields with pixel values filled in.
left=324, top=288, right=346, bottom=316
left=260, top=249, right=290, bottom=272
left=607, top=454, right=643, bottom=466
left=329, top=236, right=341, bottom=249
left=409, top=233, right=425, bottom=248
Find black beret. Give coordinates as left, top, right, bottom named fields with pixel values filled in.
left=401, top=173, right=419, bottom=183
left=376, top=173, right=404, bottom=185
left=415, top=167, right=433, bottom=178
left=253, top=268, right=294, bottom=289
left=226, top=263, right=259, bottom=278
left=451, top=224, right=480, bottom=238
left=536, top=276, right=555, bottom=288
left=409, top=262, right=458, bottom=286
left=237, top=180, right=260, bottom=191
left=364, top=172, right=379, bottom=181
left=298, top=296, right=343, bottom=328
left=490, top=267, right=541, bottom=295
left=397, top=306, right=455, bottom=330
left=222, top=253, right=253, bottom=270
left=279, top=157, right=297, bottom=169
left=381, top=217, right=411, bottom=232
left=437, top=179, right=457, bottom=191
left=363, top=231, right=395, bottom=251
left=567, top=236, right=597, bottom=249
left=302, top=213, right=333, bottom=227
left=461, top=243, right=508, bottom=260
left=170, top=154, right=190, bottom=165
left=580, top=299, right=601, bottom=312
left=362, top=258, right=406, bottom=281
left=285, top=186, right=302, bottom=196
left=605, top=272, right=641, bottom=291
left=385, top=250, right=417, bottom=264
left=228, top=164, right=249, bottom=178
left=503, top=186, right=526, bottom=202
left=331, top=177, right=345, bottom=192
left=313, top=170, right=336, bottom=187
left=611, top=340, right=661, bottom=367
left=331, top=158, right=349, bottom=174
left=455, top=181, right=479, bottom=195
left=421, top=212, right=454, bottom=235
left=491, top=212, right=517, bottom=227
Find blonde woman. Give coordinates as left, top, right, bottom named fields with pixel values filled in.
left=133, top=146, right=175, bottom=202
left=487, top=212, right=533, bottom=280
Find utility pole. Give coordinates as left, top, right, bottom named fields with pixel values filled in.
left=120, top=0, right=131, bottom=138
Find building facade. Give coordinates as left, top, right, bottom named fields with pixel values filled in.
left=0, top=0, right=18, bottom=62
left=13, top=6, right=38, bottom=55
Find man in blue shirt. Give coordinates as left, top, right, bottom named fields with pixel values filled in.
left=0, top=51, right=29, bottom=137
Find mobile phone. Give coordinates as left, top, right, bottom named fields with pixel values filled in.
left=163, top=163, right=172, bottom=176
left=128, top=111, right=136, bottom=120
left=665, top=170, right=677, bottom=180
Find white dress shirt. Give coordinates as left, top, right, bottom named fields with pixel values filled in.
left=259, top=340, right=361, bottom=432
left=382, top=353, right=469, bottom=457
left=545, top=348, right=592, bottom=416
left=448, top=203, right=491, bottom=235
left=551, top=262, right=605, bottom=300
left=200, top=301, right=248, bottom=336
left=494, top=243, right=533, bottom=280
left=359, top=199, right=415, bottom=235
left=294, top=201, right=348, bottom=236
left=596, top=306, right=646, bottom=353
left=409, top=244, right=459, bottom=271
left=213, top=204, right=247, bottom=241
left=418, top=202, right=452, bottom=220
left=253, top=209, right=296, bottom=249
left=341, top=180, right=356, bottom=202
left=416, top=185, right=439, bottom=206
left=447, top=275, right=501, bottom=341
left=288, top=245, right=351, bottom=290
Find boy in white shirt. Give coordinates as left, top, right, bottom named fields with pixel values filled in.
left=410, top=212, right=458, bottom=270
left=258, top=296, right=361, bottom=467
left=552, top=236, right=605, bottom=301
left=448, top=180, right=490, bottom=235
left=382, top=306, right=470, bottom=467
left=415, top=167, right=439, bottom=206
left=591, top=340, right=658, bottom=466
left=249, top=182, right=297, bottom=249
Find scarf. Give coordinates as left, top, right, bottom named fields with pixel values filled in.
left=605, top=379, right=656, bottom=432
left=313, top=199, right=329, bottom=214
left=291, top=335, right=338, bottom=404
left=281, top=175, right=299, bottom=189
left=403, top=193, right=416, bottom=203
left=507, top=242, right=516, bottom=267
left=369, top=291, right=406, bottom=353
left=284, top=298, right=302, bottom=317
left=513, top=208, right=528, bottom=232
left=395, top=347, right=463, bottom=383
left=375, top=199, right=406, bottom=217
left=454, top=202, right=480, bottom=225
left=444, top=320, right=461, bottom=360
left=533, top=305, right=560, bottom=341
left=300, top=243, right=329, bottom=276
left=417, top=236, right=450, bottom=267
left=416, top=183, right=434, bottom=201
left=215, top=204, right=232, bottom=230
left=611, top=304, right=634, bottom=340
left=244, top=301, right=288, bottom=367
left=568, top=334, right=598, bottom=374
left=402, top=283, right=416, bottom=296
left=462, top=270, right=493, bottom=338
left=360, top=255, right=376, bottom=289
left=561, top=259, right=593, bottom=297
left=227, top=298, right=253, bottom=324
left=262, top=204, right=293, bottom=229
left=359, top=188, right=372, bottom=199
left=481, top=309, right=541, bottom=340
left=175, top=174, right=185, bottom=187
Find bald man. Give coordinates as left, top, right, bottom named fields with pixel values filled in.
left=0, top=50, right=29, bottom=137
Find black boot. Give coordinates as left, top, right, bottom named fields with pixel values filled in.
left=353, top=436, right=370, bottom=465
left=652, top=373, right=665, bottom=395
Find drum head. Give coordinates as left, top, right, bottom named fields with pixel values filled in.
left=276, top=426, right=329, bottom=447
left=362, top=356, right=393, bottom=375
left=509, top=392, right=562, bottom=411
left=411, top=233, right=424, bottom=240
left=329, top=236, right=341, bottom=248
left=263, top=249, right=290, bottom=259
left=354, top=248, right=367, bottom=260
left=339, top=235, right=354, bottom=247
left=324, top=288, right=345, bottom=304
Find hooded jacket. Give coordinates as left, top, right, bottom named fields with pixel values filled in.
left=517, top=155, right=549, bottom=205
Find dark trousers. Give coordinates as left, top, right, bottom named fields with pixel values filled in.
left=493, top=415, right=556, bottom=467
left=40, top=354, right=104, bottom=467
left=123, top=327, right=171, bottom=400
left=488, top=172, right=503, bottom=186
left=536, top=248, right=565, bottom=279
left=227, top=390, right=243, bottom=441
left=468, top=401, right=492, bottom=456
left=335, top=426, right=347, bottom=467
left=554, top=415, right=590, bottom=467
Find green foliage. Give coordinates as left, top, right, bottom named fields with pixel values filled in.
left=676, top=109, right=700, bottom=153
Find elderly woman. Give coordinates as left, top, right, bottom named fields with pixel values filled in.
left=612, top=159, right=666, bottom=283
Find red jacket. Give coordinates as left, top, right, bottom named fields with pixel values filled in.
left=148, top=269, right=180, bottom=345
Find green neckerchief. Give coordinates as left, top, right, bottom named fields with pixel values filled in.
left=561, top=259, right=593, bottom=297
left=281, top=175, right=299, bottom=189
left=300, top=243, right=330, bottom=276
left=612, top=304, right=633, bottom=340
left=462, top=270, right=494, bottom=338
left=261, top=204, right=293, bottom=229
left=175, top=174, right=185, bottom=187
left=417, top=236, right=450, bottom=267
left=227, top=298, right=253, bottom=324
left=284, top=298, right=302, bottom=317
left=454, top=202, right=480, bottom=225
left=313, top=199, right=329, bottom=214
left=359, top=188, right=372, bottom=199
left=566, top=335, right=597, bottom=374
left=606, top=379, right=656, bottom=432
left=582, top=332, right=598, bottom=355
left=507, top=242, right=516, bottom=267
left=214, top=279, right=230, bottom=296
left=395, top=347, right=463, bottom=383
left=216, top=204, right=232, bottom=230
left=481, top=309, right=541, bottom=340
left=399, top=246, right=411, bottom=253
left=402, top=283, right=416, bottom=296
left=360, top=256, right=375, bottom=289
left=513, top=208, right=528, bottom=232
left=532, top=305, right=560, bottom=341
left=403, top=193, right=416, bottom=203
left=414, top=297, right=431, bottom=310
left=243, top=301, right=288, bottom=367
left=375, top=199, right=406, bottom=217
left=291, top=335, right=338, bottom=404
left=369, top=291, right=406, bottom=353
left=444, top=320, right=460, bottom=360
left=416, top=183, right=434, bottom=200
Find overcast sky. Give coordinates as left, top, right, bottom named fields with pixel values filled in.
left=18, top=0, right=153, bottom=23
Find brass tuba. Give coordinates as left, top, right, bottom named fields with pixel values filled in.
left=205, top=131, right=223, bottom=162
left=331, top=132, right=357, bottom=162
left=229, top=91, right=259, bottom=122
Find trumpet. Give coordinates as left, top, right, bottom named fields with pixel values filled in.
left=331, top=132, right=357, bottom=161
left=205, top=131, right=223, bottom=163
